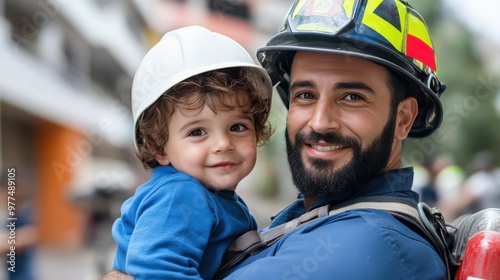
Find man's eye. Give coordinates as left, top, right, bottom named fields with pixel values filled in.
left=188, top=129, right=206, bottom=137
left=297, top=92, right=315, bottom=100
left=345, top=93, right=363, bottom=101
left=230, top=124, right=247, bottom=132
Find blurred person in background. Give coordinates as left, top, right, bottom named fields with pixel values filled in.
left=433, top=153, right=465, bottom=207
left=419, top=153, right=464, bottom=208
left=0, top=176, right=37, bottom=280
left=419, top=156, right=440, bottom=207
left=440, top=150, right=500, bottom=220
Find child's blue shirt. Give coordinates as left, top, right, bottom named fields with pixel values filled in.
left=112, top=165, right=257, bottom=279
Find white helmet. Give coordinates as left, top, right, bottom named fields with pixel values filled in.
left=131, top=25, right=272, bottom=150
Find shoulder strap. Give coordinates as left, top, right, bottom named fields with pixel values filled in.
left=217, top=203, right=330, bottom=276
left=328, top=200, right=421, bottom=222
left=215, top=198, right=457, bottom=280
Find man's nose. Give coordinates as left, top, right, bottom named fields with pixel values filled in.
left=307, top=98, right=341, bottom=134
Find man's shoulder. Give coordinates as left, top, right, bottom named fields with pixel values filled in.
left=266, top=209, right=438, bottom=263
left=228, top=209, right=445, bottom=279
left=296, top=209, right=440, bottom=269
left=284, top=209, right=440, bottom=266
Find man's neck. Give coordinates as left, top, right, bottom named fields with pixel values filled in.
left=303, top=197, right=317, bottom=211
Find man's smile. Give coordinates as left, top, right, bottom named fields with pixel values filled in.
left=309, top=144, right=348, bottom=152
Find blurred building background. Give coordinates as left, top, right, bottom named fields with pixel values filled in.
left=0, top=0, right=499, bottom=279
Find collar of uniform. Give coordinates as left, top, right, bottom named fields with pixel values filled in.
left=265, top=195, right=305, bottom=230
left=311, top=167, right=416, bottom=211
left=265, top=168, right=416, bottom=230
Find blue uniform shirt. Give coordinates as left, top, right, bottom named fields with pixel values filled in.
left=225, top=168, right=446, bottom=280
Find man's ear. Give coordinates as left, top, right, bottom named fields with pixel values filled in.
left=155, top=153, right=170, bottom=166
left=395, top=97, right=418, bottom=141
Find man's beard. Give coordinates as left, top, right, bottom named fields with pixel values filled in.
left=285, top=113, right=396, bottom=198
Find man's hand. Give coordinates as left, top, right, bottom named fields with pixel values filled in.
left=100, top=270, right=134, bottom=280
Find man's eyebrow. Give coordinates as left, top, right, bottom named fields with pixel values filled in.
left=333, top=82, right=375, bottom=94
left=289, top=80, right=315, bottom=92
left=290, top=80, right=376, bottom=95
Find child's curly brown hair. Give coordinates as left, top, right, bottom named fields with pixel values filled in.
left=135, top=67, right=273, bottom=170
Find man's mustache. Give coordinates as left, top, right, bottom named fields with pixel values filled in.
left=295, top=130, right=359, bottom=148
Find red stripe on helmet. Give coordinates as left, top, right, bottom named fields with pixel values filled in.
left=406, top=34, right=436, bottom=72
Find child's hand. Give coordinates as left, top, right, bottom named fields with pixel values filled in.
left=100, top=270, right=134, bottom=280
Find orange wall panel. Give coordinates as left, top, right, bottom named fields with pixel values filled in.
left=36, top=120, right=86, bottom=248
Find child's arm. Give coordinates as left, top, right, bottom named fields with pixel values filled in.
left=124, top=181, right=215, bottom=279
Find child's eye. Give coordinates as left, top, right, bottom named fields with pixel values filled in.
left=230, top=124, right=247, bottom=132
left=188, top=129, right=207, bottom=137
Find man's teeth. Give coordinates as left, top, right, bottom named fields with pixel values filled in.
left=311, top=145, right=344, bottom=151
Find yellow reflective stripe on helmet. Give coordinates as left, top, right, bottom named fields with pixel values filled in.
left=295, top=23, right=338, bottom=32
left=361, top=0, right=407, bottom=51
left=292, top=0, right=308, bottom=19
left=290, top=0, right=354, bottom=33
left=343, top=0, right=356, bottom=17
left=407, top=12, right=432, bottom=48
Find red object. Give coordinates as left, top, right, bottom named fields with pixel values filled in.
left=406, top=34, right=437, bottom=71
left=455, top=231, right=500, bottom=280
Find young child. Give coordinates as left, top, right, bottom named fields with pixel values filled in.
left=111, top=26, right=273, bottom=279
